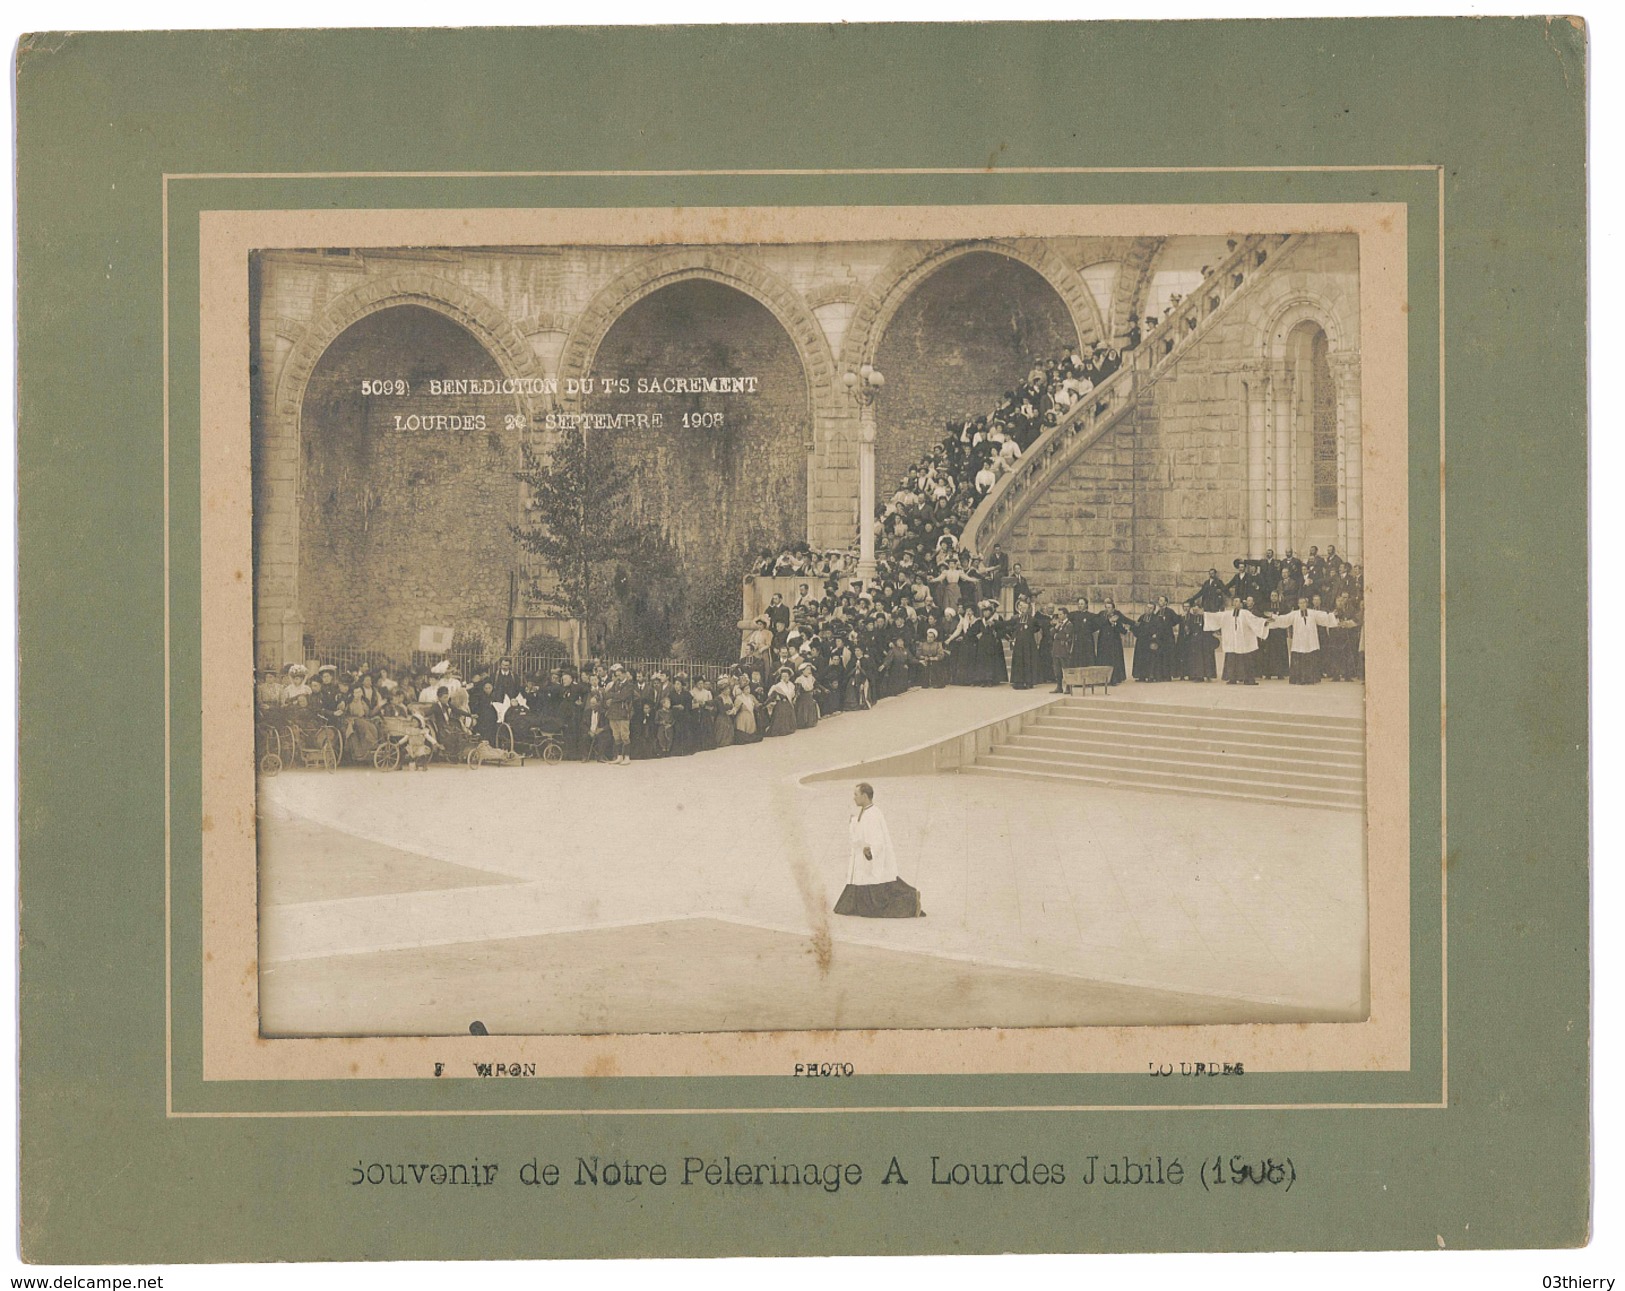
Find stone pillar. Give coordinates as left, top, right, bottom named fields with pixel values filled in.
left=1330, top=350, right=1363, bottom=563
left=1260, top=369, right=1278, bottom=550
left=856, top=405, right=877, bottom=585
left=1271, top=361, right=1297, bottom=553
left=1242, top=363, right=1268, bottom=556
left=255, top=330, right=304, bottom=669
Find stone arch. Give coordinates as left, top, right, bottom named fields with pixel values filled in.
left=1250, top=282, right=1362, bottom=562
left=803, top=279, right=861, bottom=310
left=272, top=269, right=547, bottom=425
left=842, top=239, right=1105, bottom=369
left=1109, top=236, right=1165, bottom=346
left=1256, top=289, right=1353, bottom=361
left=256, top=272, right=545, bottom=665
left=554, top=249, right=838, bottom=423
left=515, top=310, right=577, bottom=337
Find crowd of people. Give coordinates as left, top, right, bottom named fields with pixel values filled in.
left=753, top=336, right=1143, bottom=584
left=255, top=530, right=1366, bottom=772
left=262, top=291, right=1369, bottom=771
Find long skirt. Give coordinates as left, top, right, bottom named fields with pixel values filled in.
left=974, top=640, right=1008, bottom=686
left=795, top=691, right=820, bottom=729
left=922, top=658, right=949, bottom=689
left=833, top=878, right=924, bottom=919
left=1289, top=650, right=1323, bottom=685
left=712, top=711, right=735, bottom=748
left=1222, top=650, right=1259, bottom=683
left=766, top=698, right=797, bottom=737
left=347, top=716, right=379, bottom=760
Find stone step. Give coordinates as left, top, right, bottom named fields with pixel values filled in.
left=1034, top=712, right=1365, bottom=753
left=988, top=744, right=1364, bottom=792
left=1057, top=695, right=1365, bottom=731
left=961, top=762, right=1364, bottom=812
left=1006, top=732, right=1364, bottom=776
left=1054, top=698, right=1364, bottom=737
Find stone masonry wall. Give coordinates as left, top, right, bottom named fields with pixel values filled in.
left=251, top=237, right=1334, bottom=662
left=585, top=278, right=811, bottom=591
left=1006, top=325, right=1251, bottom=609
left=298, top=305, right=522, bottom=657
left=871, top=252, right=1078, bottom=495
left=1004, top=234, right=1360, bottom=610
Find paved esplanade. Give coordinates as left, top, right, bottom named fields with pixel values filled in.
left=258, top=682, right=1366, bottom=1035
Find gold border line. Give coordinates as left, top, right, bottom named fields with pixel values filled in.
left=1438, top=165, right=1449, bottom=1109
left=165, top=1100, right=1448, bottom=1120
left=165, top=165, right=1443, bottom=180
left=163, top=176, right=173, bottom=1118
left=161, top=166, right=1447, bottom=1118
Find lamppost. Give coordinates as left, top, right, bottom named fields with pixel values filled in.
left=843, top=364, right=885, bottom=585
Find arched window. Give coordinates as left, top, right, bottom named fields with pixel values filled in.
left=1287, top=320, right=1338, bottom=522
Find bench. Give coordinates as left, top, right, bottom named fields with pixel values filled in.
left=1061, top=665, right=1115, bottom=695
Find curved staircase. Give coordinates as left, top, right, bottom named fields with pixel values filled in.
left=960, top=232, right=1306, bottom=559
left=962, top=695, right=1365, bottom=812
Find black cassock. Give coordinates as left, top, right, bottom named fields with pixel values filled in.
left=1068, top=610, right=1099, bottom=668
left=1095, top=612, right=1130, bottom=684
left=1181, top=613, right=1217, bottom=679
left=1261, top=620, right=1290, bottom=679
left=1009, top=612, right=1043, bottom=690
left=967, top=618, right=1008, bottom=685
left=1130, top=615, right=1170, bottom=681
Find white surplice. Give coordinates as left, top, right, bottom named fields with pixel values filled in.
left=1204, top=608, right=1270, bottom=655
left=1272, top=607, right=1340, bottom=653
left=848, top=804, right=899, bottom=886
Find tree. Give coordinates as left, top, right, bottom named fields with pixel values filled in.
left=509, top=428, right=667, bottom=662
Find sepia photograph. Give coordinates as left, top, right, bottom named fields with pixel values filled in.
left=239, top=215, right=1384, bottom=1046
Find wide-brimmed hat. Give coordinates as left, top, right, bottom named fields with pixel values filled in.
left=430, top=659, right=451, bottom=675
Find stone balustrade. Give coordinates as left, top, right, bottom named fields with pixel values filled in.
left=960, top=234, right=1302, bottom=559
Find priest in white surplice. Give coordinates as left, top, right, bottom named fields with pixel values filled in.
left=1273, top=596, right=1341, bottom=685
left=1204, top=595, right=1271, bottom=685
left=833, top=782, right=925, bottom=919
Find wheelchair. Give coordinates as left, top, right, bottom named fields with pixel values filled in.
left=255, top=722, right=283, bottom=776
left=372, top=713, right=485, bottom=771
left=283, top=721, right=339, bottom=772
left=497, top=717, right=565, bottom=764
